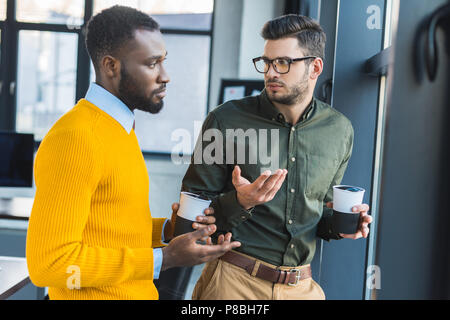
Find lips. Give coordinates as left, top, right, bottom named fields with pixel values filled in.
left=267, top=82, right=283, bottom=91
left=154, top=87, right=166, bottom=99
left=155, top=90, right=166, bottom=99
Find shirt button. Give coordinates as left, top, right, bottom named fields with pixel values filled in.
left=241, top=215, right=247, bottom=220
left=288, top=219, right=293, bottom=224
left=291, top=127, right=296, bottom=132
left=290, top=244, right=295, bottom=249
left=290, top=188, right=295, bottom=193
left=291, top=157, right=296, bottom=162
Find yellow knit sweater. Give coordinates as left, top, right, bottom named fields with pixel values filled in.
left=26, top=99, right=166, bottom=300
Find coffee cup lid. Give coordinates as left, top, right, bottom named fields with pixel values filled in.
left=181, top=191, right=211, bottom=202
left=333, top=185, right=365, bottom=193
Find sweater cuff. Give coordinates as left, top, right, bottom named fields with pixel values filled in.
left=131, top=248, right=154, bottom=280
left=152, top=218, right=168, bottom=247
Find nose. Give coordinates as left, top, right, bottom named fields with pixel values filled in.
left=158, top=64, right=170, bottom=83
left=265, top=63, right=280, bottom=79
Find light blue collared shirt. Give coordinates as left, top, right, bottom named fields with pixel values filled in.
left=85, top=83, right=166, bottom=279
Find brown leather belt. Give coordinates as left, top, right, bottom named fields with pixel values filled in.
left=220, top=251, right=311, bottom=286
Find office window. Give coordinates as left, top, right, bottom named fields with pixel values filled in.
left=16, top=0, right=84, bottom=26
left=92, top=0, right=214, bottom=154
left=15, top=31, right=78, bottom=140
left=94, top=0, right=213, bottom=30
left=0, top=0, right=214, bottom=155
left=135, top=34, right=210, bottom=153
left=0, top=0, right=6, bottom=20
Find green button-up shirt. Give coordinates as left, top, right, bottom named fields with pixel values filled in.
left=182, top=90, right=354, bottom=267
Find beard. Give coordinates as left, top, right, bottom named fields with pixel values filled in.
left=118, top=64, right=165, bottom=114
left=266, top=69, right=310, bottom=105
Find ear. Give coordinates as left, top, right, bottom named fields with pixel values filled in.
left=100, top=55, right=121, bottom=79
left=309, top=57, right=324, bottom=80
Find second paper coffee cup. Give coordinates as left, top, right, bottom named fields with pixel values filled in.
left=173, top=192, right=212, bottom=237
left=332, top=185, right=365, bottom=234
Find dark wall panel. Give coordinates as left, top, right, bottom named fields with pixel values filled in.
left=376, top=0, right=450, bottom=299
left=319, top=0, right=385, bottom=300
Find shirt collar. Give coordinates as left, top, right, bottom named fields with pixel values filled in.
left=258, top=89, right=315, bottom=125
left=85, top=83, right=135, bottom=134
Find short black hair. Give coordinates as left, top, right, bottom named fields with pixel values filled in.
left=85, top=5, right=159, bottom=69
left=261, top=14, right=326, bottom=60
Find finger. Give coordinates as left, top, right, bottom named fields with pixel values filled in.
left=217, top=234, right=225, bottom=245
left=172, top=202, right=179, bottom=213
left=193, top=221, right=214, bottom=230
left=191, top=224, right=217, bottom=240
left=340, top=232, right=362, bottom=239
left=258, top=170, right=283, bottom=194
left=359, top=213, right=372, bottom=228
left=206, top=237, right=213, bottom=245
left=352, top=204, right=370, bottom=213
left=362, top=227, right=370, bottom=238
left=201, top=241, right=242, bottom=260
left=196, top=215, right=216, bottom=225
left=326, top=201, right=333, bottom=209
left=224, top=232, right=232, bottom=243
left=252, top=170, right=272, bottom=190
left=265, top=170, right=287, bottom=200
left=204, top=207, right=214, bottom=215
left=364, top=215, right=373, bottom=224
left=232, top=165, right=243, bottom=187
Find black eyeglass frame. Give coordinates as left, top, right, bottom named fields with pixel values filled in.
left=252, top=56, right=318, bottom=74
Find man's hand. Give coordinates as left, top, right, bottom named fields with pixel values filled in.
left=161, top=225, right=241, bottom=271
left=232, top=165, right=287, bottom=210
left=326, top=202, right=372, bottom=239
left=164, top=203, right=216, bottom=241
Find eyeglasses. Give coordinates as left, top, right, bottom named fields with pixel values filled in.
left=252, top=56, right=317, bottom=74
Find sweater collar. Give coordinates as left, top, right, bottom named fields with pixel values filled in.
left=85, top=83, right=135, bottom=134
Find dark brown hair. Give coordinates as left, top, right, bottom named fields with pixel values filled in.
left=261, top=14, right=326, bottom=60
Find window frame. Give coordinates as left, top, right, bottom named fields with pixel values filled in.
left=0, top=0, right=215, bottom=157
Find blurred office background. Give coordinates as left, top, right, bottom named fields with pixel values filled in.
left=0, top=0, right=449, bottom=300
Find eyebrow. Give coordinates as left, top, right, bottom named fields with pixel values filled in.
left=146, top=51, right=168, bottom=62
left=261, top=55, right=291, bottom=60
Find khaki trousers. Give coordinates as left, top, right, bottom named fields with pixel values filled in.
left=192, top=251, right=326, bottom=300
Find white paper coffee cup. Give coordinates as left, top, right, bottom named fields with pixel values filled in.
left=174, top=192, right=212, bottom=237
left=333, top=185, right=365, bottom=213
left=332, top=185, right=365, bottom=234
left=178, top=192, right=212, bottom=221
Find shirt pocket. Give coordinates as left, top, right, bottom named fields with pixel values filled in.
left=306, top=154, right=339, bottom=200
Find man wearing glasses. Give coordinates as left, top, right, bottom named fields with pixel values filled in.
left=182, top=14, right=372, bottom=300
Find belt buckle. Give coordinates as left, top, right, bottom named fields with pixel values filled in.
left=288, top=269, right=301, bottom=286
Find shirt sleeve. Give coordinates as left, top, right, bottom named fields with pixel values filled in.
left=153, top=217, right=171, bottom=278
left=182, top=112, right=252, bottom=233
left=153, top=248, right=163, bottom=279
left=316, top=123, right=354, bottom=241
